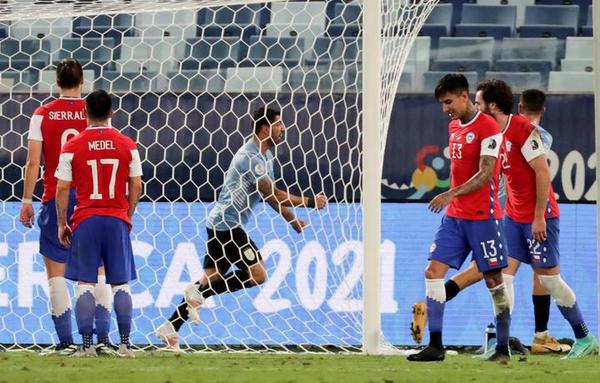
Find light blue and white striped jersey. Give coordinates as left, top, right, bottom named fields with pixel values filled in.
left=206, top=139, right=274, bottom=231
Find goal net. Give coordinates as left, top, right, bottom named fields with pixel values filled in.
left=0, top=0, right=438, bottom=353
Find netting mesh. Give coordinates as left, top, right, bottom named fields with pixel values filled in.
left=0, top=0, right=439, bottom=352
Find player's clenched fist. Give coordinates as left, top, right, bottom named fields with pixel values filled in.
left=312, top=194, right=327, bottom=209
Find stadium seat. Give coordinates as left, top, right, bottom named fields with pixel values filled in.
left=38, top=69, right=95, bottom=93
left=455, top=4, right=517, bottom=39
left=304, top=37, right=361, bottom=68
left=438, top=0, right=476, bottom=28
left=270, top=2, right=327, bottom=29
left=581, top=5, right=592, bottom=36
left=181, top=37, right=245, bottom=70
left=565, top=36, right=592, bottom=59
left=520, top=5, right=579, bottom=38
left=328, top=3, right=361, bottom=37
left=0, top=58, right=47, bottom=71
left=288, top=67, right=346, bottom=93
left=265, top=24, right=324, bottom=50
left=436, top=37, right=495, bottom=61
left=134, top=11, right=196, bottom=39
left=163, top=69, right=226, bottom=93
left=58, top=37, right=116, bottom=78
left=0, top=27, right=6, bottom=39
left=484, top=71, right=543, bottom=91
left=10, top=18, right=71, bottom=39
left=0, top=74, right=13, bottom=92
left=117, top=37, right=185, bottom=73
left=493, top=60, right=552, bottom=85
left=96, top=71, right=157, bottom=93
left=72, top=14, right=134, bottom=41
left=404, top=36, right=431, bottom=91
left=500, top=37, right=561, bottom=68
left=0, top=39, right=51, bottom=64
left=197, top=4, right=269, bottom=28
left=224, top=66, right=285, bottom=93
left=423, top=70, right=478, bottom=91
left=548, top=71, right=594, bottom=92
left=476, top=0, right=535, bottom=28
left=431, top=59, right=491, bottom=80
left=244, top=36, right=304, bottom=67
left=418, top=4, right=452, bottom=46
left=560, top=58, right=594, bottom=72
left=1, top=70, right=38, bottom=90
left=535, top=0, right=591, bottom=27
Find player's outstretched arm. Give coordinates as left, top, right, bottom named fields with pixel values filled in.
left=19, top=140, right=42, bottom=228
left=257, top=177, right=327, bottom=209
left=528, top=155, right=551, bottom=242
left=258, top=177, right=327, bottom=233
left=128, top=176, right=142, bottom=218
left=429, top=155, right=495, bottom=213
left=55, top=179, right=72, bottom=247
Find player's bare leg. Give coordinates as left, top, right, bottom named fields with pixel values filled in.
left=407, top=260, right=448, bottom=362
left=534, top=266, right=598, bottom=359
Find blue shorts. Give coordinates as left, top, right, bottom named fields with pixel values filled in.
left=429, top=216, right=508, bottom=273
left=37, top=191, right=76, bottom=263
left=504, top=216, right=559, bottom=268
left=65, top=216, right=136, bottom=284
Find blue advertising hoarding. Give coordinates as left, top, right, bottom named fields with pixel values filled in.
left=0, top=201, right=596, bottom=346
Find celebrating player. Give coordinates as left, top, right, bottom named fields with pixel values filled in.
left=407, top=74, right=511, bottom=362
left=411, top=89, right=570, bottom=354
left=19, top=59, right=113, bottom=355
left=155, top=107, right=327, bottom=350
left=55, top=89, right=143, bottom=357
left=472, top=80, right=597, bottom=359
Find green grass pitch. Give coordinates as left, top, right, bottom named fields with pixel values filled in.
left=1, top=352, right=600, bottom=383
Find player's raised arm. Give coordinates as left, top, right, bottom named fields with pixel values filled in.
left=257, top=176, right=326, bottom=209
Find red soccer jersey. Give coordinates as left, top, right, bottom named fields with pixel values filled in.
left=28, top=97, right=87, bottom=202
left=445, top=111, right=503, bottom=220
left=502, top=114, right=559, bottom=223
left=55, top=126, right=143, bottom=230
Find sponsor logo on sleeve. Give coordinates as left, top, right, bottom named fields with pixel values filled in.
left=531, top=139, right=539, bottom=150
left=487, top=139, right=497, bottom=150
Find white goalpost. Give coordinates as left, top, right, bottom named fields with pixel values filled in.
left=0, top=0, right=440, bottom=354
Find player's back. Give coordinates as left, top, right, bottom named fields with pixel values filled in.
left=502, top=114, right=559, bottom=223
left=61, top=126, right=138, bottom=229
left=29, top=97, right=87, bottom=202
left=446, top=111, right=503, bottom=220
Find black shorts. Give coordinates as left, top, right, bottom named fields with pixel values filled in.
left=203, top=227, right=262, bottom=274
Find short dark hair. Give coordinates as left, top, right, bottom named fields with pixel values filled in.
left=476, top=79, right=514, bottom=115
left=520, top=89, right=546, bottom=114
left=56, top=58, right=83, bottom=89
left=86, top=89, right=112, bottom=120
left=252, top=107, right=281, bottom=134
left=434, top=73, right=469, bottom=99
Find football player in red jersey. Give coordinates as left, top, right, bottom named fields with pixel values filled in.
left=408, top=74, right=511, bottom=363
left=55, top=89, right=143, bottom=357
left=19, top=59, right=112, bottom=355
left=474, top=80, right=597, bottom=359
left=411, top=90, right=572, bottom=354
